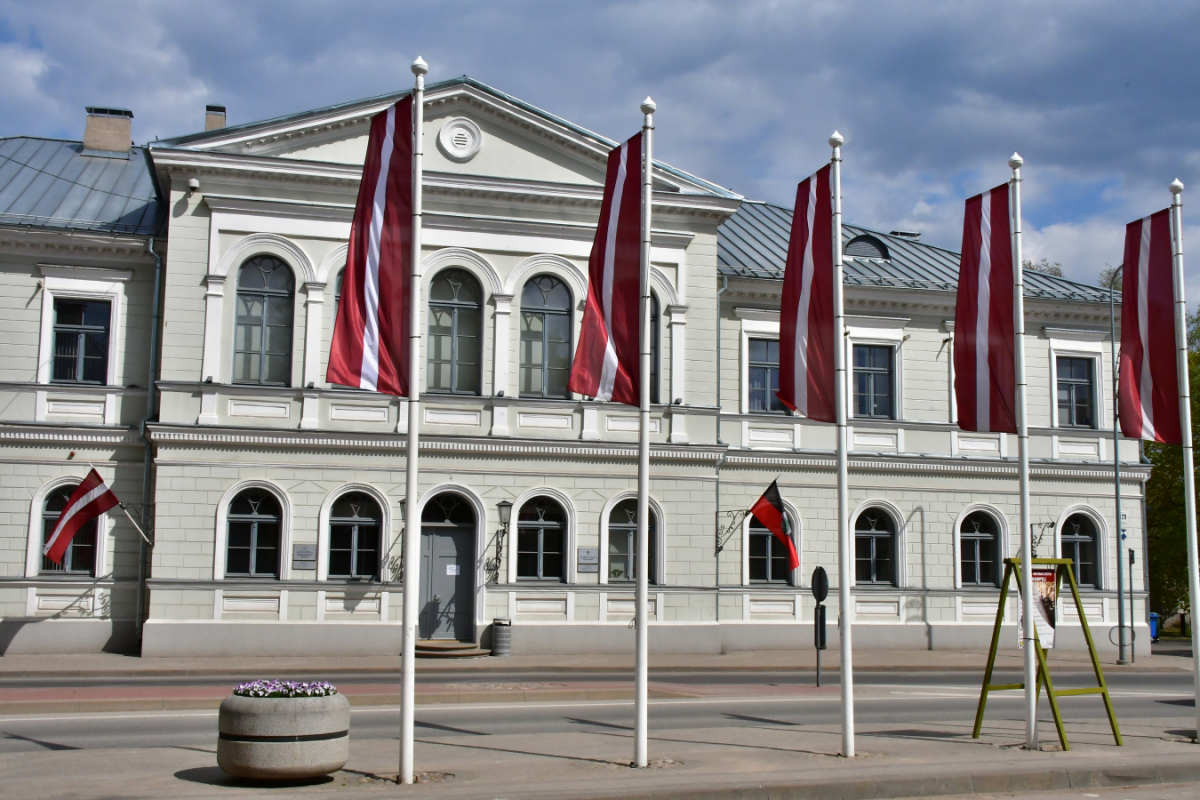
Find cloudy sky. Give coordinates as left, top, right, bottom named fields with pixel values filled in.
left=3, top=1, right=1198, bottom=292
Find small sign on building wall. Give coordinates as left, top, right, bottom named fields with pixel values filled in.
left=578, top=548, right=599, bottom=573
left=292, top=543, right=317, bottom=571
left=446, top=564, right=460, bottom=576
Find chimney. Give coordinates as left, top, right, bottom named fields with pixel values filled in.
left=83, top=107, right=133, bottom=154
left=889, top=230, right=921, bottom=241
left=205, top=104, right=227, bottom=131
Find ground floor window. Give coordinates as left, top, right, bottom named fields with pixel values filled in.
left=854, top=508, right=895, bottom=585
left=608, top=499, right=657, bottom=583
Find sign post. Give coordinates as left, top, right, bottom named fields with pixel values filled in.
left=812, top=566, right=829, bottom=687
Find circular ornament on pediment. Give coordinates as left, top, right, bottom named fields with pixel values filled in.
left=437, top=117, right=483, bottom=162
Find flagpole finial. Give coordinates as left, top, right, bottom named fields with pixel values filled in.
left=640, top=97, right=656, bottom=115
left=1008, top=153, right=1023, bottom=170
left=828, top=131, right=844, bottom=148
left=1171, top=178, right=1185, bottom=195
left=411, top=56, right=428, bottom=76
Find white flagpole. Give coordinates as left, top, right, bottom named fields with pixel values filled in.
left=1010, top=153, right=1037, bottom=750
left=400, top=55, right=427, bottom=786
left=829, top=130, right=855, bottom=759
left=634, top=96, right=655, bottom=770
left=1168, top=179, right=1200, bottom=737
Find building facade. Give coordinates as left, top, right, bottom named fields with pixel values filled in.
left=0, top=80, right=1149, bottom=656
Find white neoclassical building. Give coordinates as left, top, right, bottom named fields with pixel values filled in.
left=0, top=80, right=1149, bottom=656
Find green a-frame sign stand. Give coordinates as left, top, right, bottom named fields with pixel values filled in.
left=972, top=558, right=1122, bottom=750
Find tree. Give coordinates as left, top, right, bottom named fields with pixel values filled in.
left=1144, top=305, right=1200, bottom=616
left=1024, top=257, right=1064, bottom=277
left=1098, top=263, right=1120, bottom=291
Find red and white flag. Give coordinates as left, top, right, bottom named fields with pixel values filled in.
left=777, top=165, right=835, bottom=422
left=327, top=96, right=415, bottom=395
left=568, top=132, right=644, bottom=406
left=43, top=469, right=119, bottom=565
left=954, top=183, right=1016, bottom=433
left=1119, top=209, right=1181, bottom=444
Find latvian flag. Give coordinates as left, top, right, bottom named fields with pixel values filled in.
left=749, top=480, right=800, bottom=571
left=43, top=469, right=119, bottom=565
left=568, top=133, right=644, bottom=406
left=1119, top=209, right=1182, bottom=444
left=777, top=165, right=835, bottom=422
left=327, top=96, right=415, bottom=395
left=954, top=183, right=1016, bottom=433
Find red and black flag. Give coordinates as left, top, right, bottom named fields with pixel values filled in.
left=749, top=479, right=799, bottom=571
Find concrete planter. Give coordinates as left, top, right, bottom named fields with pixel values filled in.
left=217, top=693, right=350, bottom=780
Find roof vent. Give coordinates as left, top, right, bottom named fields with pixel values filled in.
left=437, top=117, right=483, bottom=162
left=205, top=104, right=227, bottom=131
left=845, top=234, right=889, bottom=260
left=889, top=230, right=920, bottom=241
left=83, top=107, right=133, bottom=157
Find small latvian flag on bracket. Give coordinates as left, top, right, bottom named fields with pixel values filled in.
left=749, top=479, right=800, bottom=570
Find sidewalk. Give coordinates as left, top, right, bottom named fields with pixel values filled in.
left=0, top=646, right=1187, bottom=680
left=0, top=647, right=1186, bottom=715
left=1, top=712, right=1198, bottom=799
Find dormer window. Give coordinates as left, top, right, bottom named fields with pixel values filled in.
left=844, top=235, right=889, bottom=260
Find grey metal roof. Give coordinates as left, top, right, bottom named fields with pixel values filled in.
left=718, top=200, right=1113, bottom=304
left=155, top=76, right=740, bottom=201
left=0, top=137, right=161, bottom=236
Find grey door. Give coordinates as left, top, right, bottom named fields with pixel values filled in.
left=419, top=494, right=475, bottom=641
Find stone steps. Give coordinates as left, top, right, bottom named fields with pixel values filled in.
left=415, top=640, right=490, bottom=659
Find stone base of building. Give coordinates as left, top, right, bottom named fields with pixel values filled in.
left=137, top=619, right=1150, bottom=658
left=0, top=618, right=136, bottom=655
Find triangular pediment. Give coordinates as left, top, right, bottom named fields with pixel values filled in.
left=155, top=78, right=732, bottom=197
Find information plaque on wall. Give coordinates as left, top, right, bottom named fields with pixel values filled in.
left=577, top=547, right=599, bottom=573
left=292, top=543, right=317, bottom=571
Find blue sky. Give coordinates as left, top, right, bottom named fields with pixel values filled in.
left=2, top=0, right=1197, bottom=292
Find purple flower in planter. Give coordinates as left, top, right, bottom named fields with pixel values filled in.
left=232, top=679, right=338, bottom=698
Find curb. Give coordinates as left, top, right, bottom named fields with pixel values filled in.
left=544, top=761, right=1200, bottom=800
left=0, top=687, right=698, bottom=716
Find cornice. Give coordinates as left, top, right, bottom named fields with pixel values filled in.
left=0, top=226, right=155, bottom=259
left=725, top=452, right=1149, bottom=481
left=0, top=424, right=141, bottom=447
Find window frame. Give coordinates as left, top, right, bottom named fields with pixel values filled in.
left=224, top=490, right=284, bottom=579
left=601, top=496, right=660, bottom=585
left=853, top=506, right=899, bottom=587
left=50, top=299, right=112, bottom=385
left=426, top=268, right=484, bottom=396
left=843, top=316, right=908, bottom=425
left=27, top=478, right=107, bottom=579
left=743, top=508, right=800, bottom=586
left=747, top=337, right=785, bottom=415
left=518, top=274, right=574, bottom=399
left=1055, top=355, right=1097, bottom=430
left=214, top=482, right=292, bottom=581
left=36, top=265, right=131, bottom=425
left=514, top=496, right=567, bottom=582
left=327, top=492, right=383, bottom=581
left=852, top=343, right=896, bottom=420
left=1058, top=511, right=1102, bottom=590
left=957, top=508, right=1003, bottom=588
left=231, top=255, right=296, bottom=387
left=1044, top=329, right=1107, bottom=434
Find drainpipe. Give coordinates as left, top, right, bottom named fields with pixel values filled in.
left=136, top=236, right=163, bottom=651
left=714, top=276, right=728, bottom=623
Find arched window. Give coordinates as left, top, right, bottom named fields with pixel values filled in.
left=520, top=275, right=573, bottom=398
left=1061, top=513, right=1099, bottom=588
left=428, top=268, right=482, bottom=394
left=42, top=485, right=97, bottom=576
left=608, top=498, right=657, bottom=584
left=226, top=490, right=282, bottom=578
left=960, top=510, right=1001, bottom=587
left=650, top=294, right=661, bottom=404
left=328, top=492, right=381, bottom=580
left=516, top=496, right=566, bottom=581
left=234, top=255, right=295, bottom=385
left=854, top=508, right=896, bottom=585
left=749, top=514, right=795, bottom=584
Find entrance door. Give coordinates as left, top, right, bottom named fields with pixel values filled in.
left=419, top=493, right=475, bottom=640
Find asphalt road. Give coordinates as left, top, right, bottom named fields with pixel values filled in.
left=0, top=670, right=1192, bottom=754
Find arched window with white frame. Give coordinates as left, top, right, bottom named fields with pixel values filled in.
left=225, top=489, right=282, bottom=579
left=1060, top=513, right=1100, bottom=589
left=854, top=507, right=896, bottom=586
left=519, top=275, right=573, bottom=399
left=41, top=484, right=98, bottom=577
left=748, top=513, right=797, bottom=584
left=607, top=498, right=657, bottom=584
left=233, top=255, right=295, bottom=386
left=328, top=492, right=382, bottom=580
left=960, top=510, right=1001, bottom=587
left=516, top=496, right=566, bottom=581
left=427, top=268, right=483, bottom=395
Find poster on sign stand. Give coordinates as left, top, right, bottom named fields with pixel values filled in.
left=1017, top=567, right=1058, bottom=649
